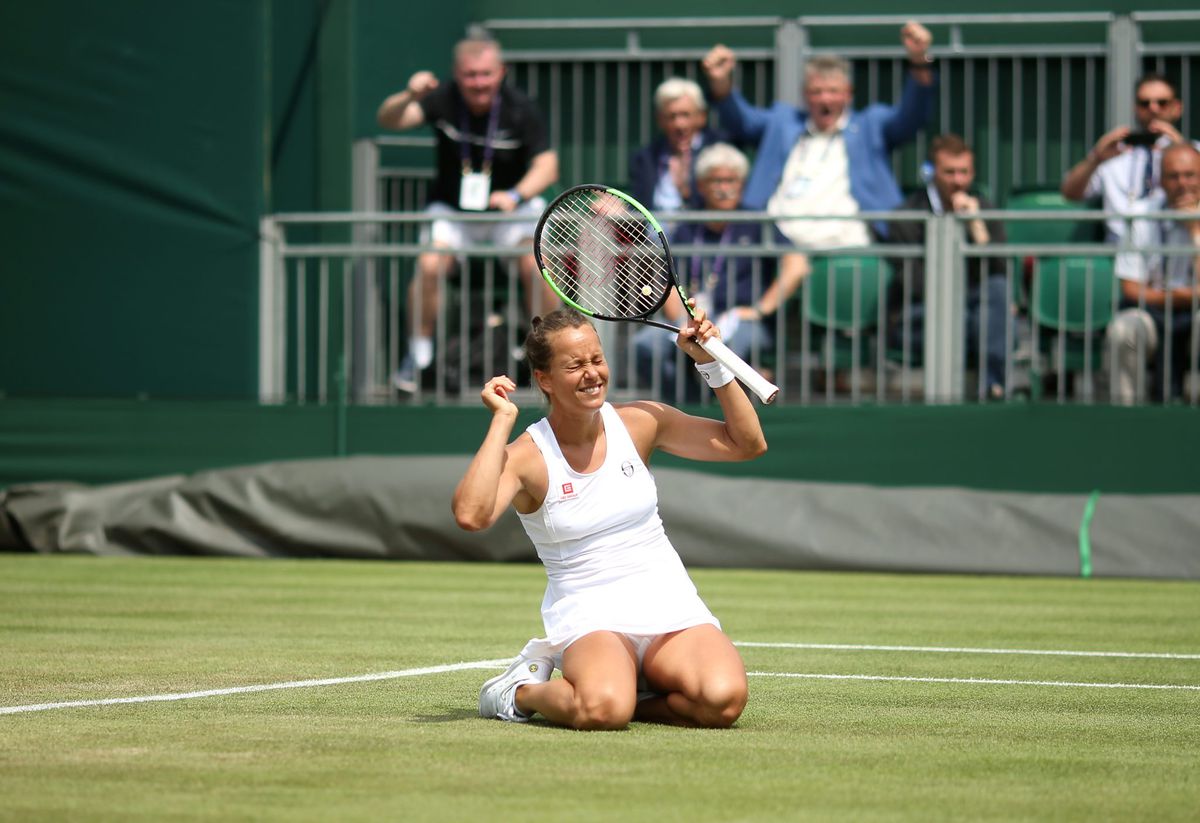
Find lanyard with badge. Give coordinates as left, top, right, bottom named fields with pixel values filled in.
left=459, top=94, right=502, bottom=211
left=688, top=225, right=734, bottom=314
left=784, top=130, right=840, bottom=199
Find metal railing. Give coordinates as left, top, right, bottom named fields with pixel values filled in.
left=258, top=210, right=1200, bottom=409
left=356, top=11, right=1200, bottom=219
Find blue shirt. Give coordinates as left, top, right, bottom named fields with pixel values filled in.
left=712, top=74, right=937, bottom=237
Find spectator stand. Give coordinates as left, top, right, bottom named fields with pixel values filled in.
left=313, top=12, right=1200, bottom=408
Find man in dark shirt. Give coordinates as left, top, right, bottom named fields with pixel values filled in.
left=887, top=134, right=1010, bottom=398
left=628, top=77, right=726, bottom=213
left=377, top=36, right=559, bottom=392
left=634, top=143, right=807, bottom=400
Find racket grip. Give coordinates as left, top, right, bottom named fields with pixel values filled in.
left=697, top=336, right=780, bottom=404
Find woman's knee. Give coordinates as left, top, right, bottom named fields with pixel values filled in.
left=700, top=676, right=744, bottom=729
left=688, top=674, right=748, bottom=729
left=572, top=686, right=636, bottom=731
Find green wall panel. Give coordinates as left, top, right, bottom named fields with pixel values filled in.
left=0, top=1, right=268, bottom=400
left=270, top=0, right=323, bottom=220
left=1, top=400, right=1196, bottom=495
left=354, top=1, right=471, bottom=140
left=469, top=1, right=1200, bottom=17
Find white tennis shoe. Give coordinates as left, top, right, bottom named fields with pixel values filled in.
left=478, top=655, right=554, bottom=722
left=391, top=356, right=419, bottom=395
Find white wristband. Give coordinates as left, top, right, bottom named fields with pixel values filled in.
left=695, top=359, right=736, bottom=389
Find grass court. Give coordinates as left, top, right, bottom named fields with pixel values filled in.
left=1, top=555, right=1198, bottom=821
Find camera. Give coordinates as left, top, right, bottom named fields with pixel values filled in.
left=1123, top=132, right=1159, bottom=148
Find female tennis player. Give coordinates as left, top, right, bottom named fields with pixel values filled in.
left=453, top=303, right=767, bottom=730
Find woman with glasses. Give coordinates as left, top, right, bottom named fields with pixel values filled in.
left=634, top=143, right=809, bottom=400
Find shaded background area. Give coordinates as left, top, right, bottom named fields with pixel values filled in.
left=4, top=0, right=1198, bottom=399
left=0, top=0, right=468, bottom=399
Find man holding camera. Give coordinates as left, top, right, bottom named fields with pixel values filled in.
left=1061, top=74, right=1196, bottom=241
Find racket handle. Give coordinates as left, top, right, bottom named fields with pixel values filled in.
left=697, top=336, right=780, bottom=404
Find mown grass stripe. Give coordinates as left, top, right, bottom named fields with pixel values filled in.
left=747, top=671, right=1200, bottom=691
left=734, top=642, right=1200, bottom=660
left=0, top=659, right=510, bottom=716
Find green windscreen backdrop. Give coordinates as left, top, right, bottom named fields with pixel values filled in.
left=469, top=0, right=1198, bottom=15
left=1, top=400, right=1197, bottom=495
left=0, top=1, right=467, bottom=400
left=0, top=1, right=268, bottom=399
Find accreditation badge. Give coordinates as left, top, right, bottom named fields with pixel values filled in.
left=786, top=176, right=812, bottom=198
left=459, top=172, right=492, bottom=211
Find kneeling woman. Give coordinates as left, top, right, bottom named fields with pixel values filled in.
left=452, top=304, right=767, bottom=730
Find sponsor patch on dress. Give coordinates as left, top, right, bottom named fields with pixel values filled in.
left=559, top=481, right=579, bottom=501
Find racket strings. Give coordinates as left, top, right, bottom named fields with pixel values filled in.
left=539, top=189, right=672, bottom=319
left=541, top=203, right=631, bottom=265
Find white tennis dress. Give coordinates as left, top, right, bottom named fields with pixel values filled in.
left=516, top=402, right=719, bottom=662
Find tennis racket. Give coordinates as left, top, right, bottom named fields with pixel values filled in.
left=533, top=184, right=780, bottom=404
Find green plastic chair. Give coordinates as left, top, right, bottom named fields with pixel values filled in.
left=1031, top=256, right=1117, bottom=398
left=805, top=256, right=893, bottom=368
left=1003, top=188, right=1101, bottom=245
left=1004, top=188, right=1103, bottom=309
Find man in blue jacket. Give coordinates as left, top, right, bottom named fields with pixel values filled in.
left=701, top=21, right=937, bottom=244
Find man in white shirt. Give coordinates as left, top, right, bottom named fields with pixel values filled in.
left=1061, top=73, right=1196, bottom=242
left=1107, top=144, right=1200, bottom=404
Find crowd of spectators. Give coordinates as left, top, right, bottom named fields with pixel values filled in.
left=377, top=22, right=1198, bottom=404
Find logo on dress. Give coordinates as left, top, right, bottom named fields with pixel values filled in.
left=560, top=482, right=578, bottom=500
left=621, top=460, right=635, bottom=477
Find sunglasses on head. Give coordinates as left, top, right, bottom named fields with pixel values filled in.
left=1136, top=97, right=1174, bottom=107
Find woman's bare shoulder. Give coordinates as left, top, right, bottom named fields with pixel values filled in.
left=506, top=429, right=541, bottom=465
left=507, top=430, right=547, bottom=510
left=614, top=400, right=677, bottom=456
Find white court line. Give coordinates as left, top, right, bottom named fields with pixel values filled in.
left=0, top=659, right=510, bottom=716
left=734, top=642, right=1200, bottom=660
left=8, top=642, right=1200, bottom=716
left=747, top=672, right=1200, bottom=691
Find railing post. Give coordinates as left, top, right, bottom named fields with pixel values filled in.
left=351, top=138, right=380, bottom=214
left=923, top=215, right=942, bottom=402
left=258, top=216, right=285, bottom=404
left=923, top=215, right=964, bottom=403
left=1107, top=15, right=1139, bottom=128
left=946, top=220, right=965, bottom=403
left=352, top=138, right=381, bottom=403
left=776, top=19, right=805, bottom=107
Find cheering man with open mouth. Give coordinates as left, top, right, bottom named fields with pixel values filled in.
left=700, top=21, right=937, bottom=247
